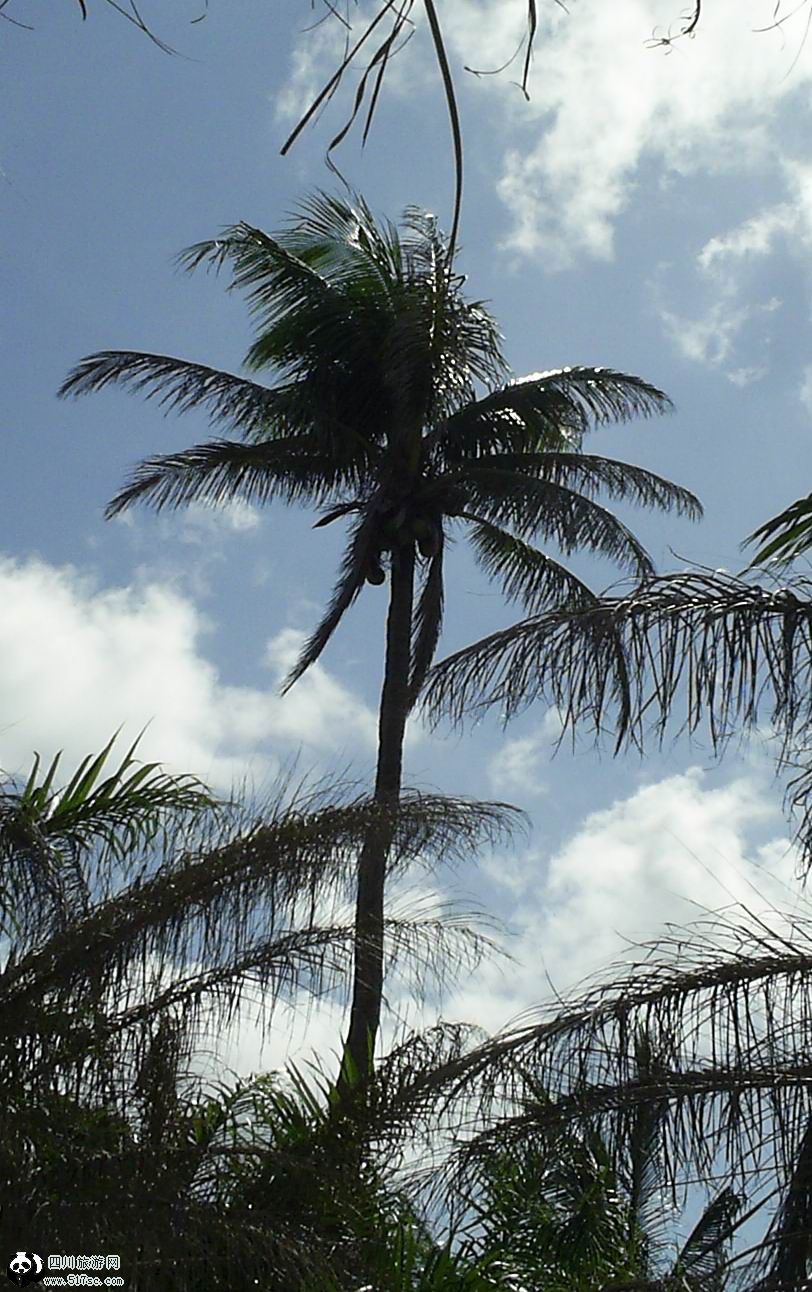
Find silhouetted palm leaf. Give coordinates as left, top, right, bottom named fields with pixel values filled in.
left=462, top=515, right=600, bottom=612
left=104, top=436, right=356, bottom=517
left=462, top=468, right=656, bottom=574
left=744, top=491, right=812, bottom=568
left=409, top=531, right=445, bottom=705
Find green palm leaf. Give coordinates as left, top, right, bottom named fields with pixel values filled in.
left=59, top=350, right=306, bottom=442
left=103, top=435, right=354, bottom=518
left=462, top=468, right=656, bottom=575
left=9, top=732, right=212, bottom=866
left=462, top=515, right=601, bottom=613
left=743, top=491, right=812, bottom=567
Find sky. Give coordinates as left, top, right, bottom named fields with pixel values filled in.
left=4, top=0, right=812, bottom=1132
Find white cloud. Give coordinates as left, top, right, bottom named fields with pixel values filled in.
left=698, top=206, right=797, bottom=274
left=697, top=160, right=812, bottom=277
left=197, top=765, right=801, bottom=1076
left=279, top=1, right=812, bottom=265
left=727, top=364, right=770, bottom=388
left=487, top=709, right=562, bottom=799
left=656, top=160, right=812, bottom=380
left=443, top=0, right=812, bottom=264
left=659, top=298, right=754, bottom=368
left=0, top=555, right=377, bottom=791
left=179, top=500, right=261, bottom=540
left=272, top=13, right=349, bottom=126
left=657, top=294, right=780, bottom=373
left=446, top=765, right=798, bottom=1033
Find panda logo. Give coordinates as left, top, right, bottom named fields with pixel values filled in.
left=6, top=1252, right=44, bottom=1286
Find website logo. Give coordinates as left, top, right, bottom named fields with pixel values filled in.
left=6, top=1253, right=44, bottom=1287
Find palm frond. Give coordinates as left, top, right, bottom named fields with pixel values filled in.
left=0, top=768, right=521, bottom=1056
left=180, top=208, right=408, bottom=390
left=0, top=736, right=213, bottom=944
left=59, top=351, right=309, bottom=442
left=388, top=787, right=525, bottom=873
left=434, top=367, right=672, bottom=460
left=390, top=899, right=812, bottom=1224
left=676, top=1187, right=742, bottom=1288
left=462, top=514, right=601, bottom=613
left=179, top=221, right=336, bottom=329
left=422, top=565, right=812, bottom=871
left=623, top=1032, right=673, bottom=1272
left=280, top=506, right=382, bottom=693
left=746, top=1117, right=812, bottom=1291
left=408, top=528, right=445, bottom=705
left=462, top=468, right=656, bottom=575
left=104, top=436, right=353, bottom=518
left=183, top=195, right=505, bottom=426
left=743, top=491, right=812, bottom=568
left=484, top=452, right=702, bottom=521
left=288, top=190, right=413, bottom=311
left=17, top=731, right=214, bottom=859
left=312, top=499, right=365, bottom=529
left=422, top=566, right=811, bottom=745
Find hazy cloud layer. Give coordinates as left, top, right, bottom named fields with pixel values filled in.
left=655, top=160, right=812, bottom=383
left=445, top=0, right=812, bottom=264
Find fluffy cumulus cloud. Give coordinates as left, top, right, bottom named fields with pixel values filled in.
left=445, top=764, right=798, bottom=1034
left=0, top=554, right=377, bottom=791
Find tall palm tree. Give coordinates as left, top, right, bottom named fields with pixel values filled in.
left=60, top=191, right=702, bottom=1081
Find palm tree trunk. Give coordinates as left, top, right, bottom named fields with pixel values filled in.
left=342, top=541, right=416, bottom=1085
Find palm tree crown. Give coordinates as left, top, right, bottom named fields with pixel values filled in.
left=60, top=190, right=702, bottom=1080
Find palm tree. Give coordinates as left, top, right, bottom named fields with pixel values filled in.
left=59, top=190, right=702, bottom=1082
left=454, top=1035, right=742, bottom=1291
left=1, top=734, right=515, bottom=1284
left=383, top=896, right=812, bottom=1289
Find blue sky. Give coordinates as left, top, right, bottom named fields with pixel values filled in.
left=4, top=0, right=812, bottom=1101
